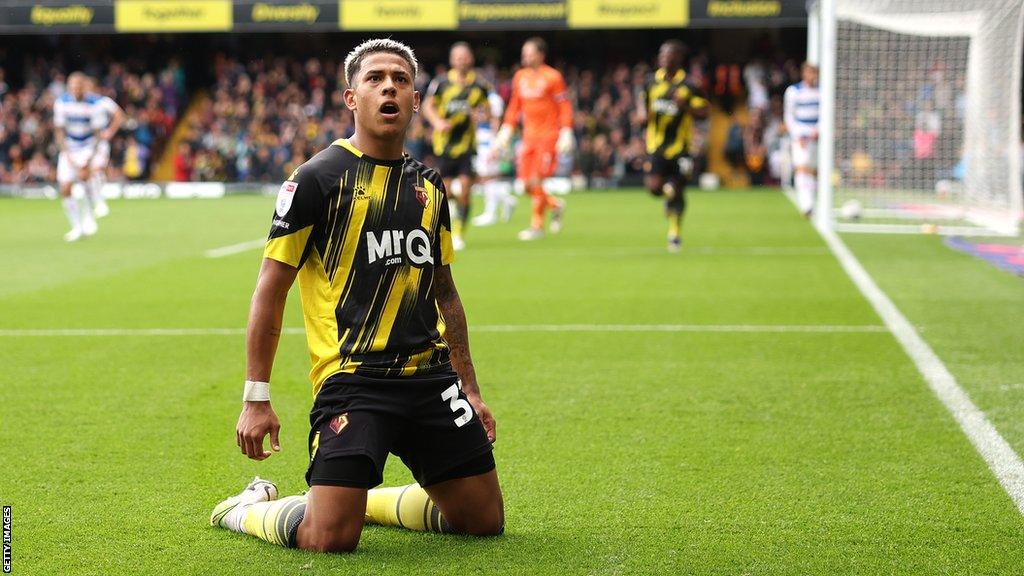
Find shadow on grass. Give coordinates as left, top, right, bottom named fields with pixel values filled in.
left=261, top=526, right=588, bottom=575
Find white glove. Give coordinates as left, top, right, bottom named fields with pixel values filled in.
left=556, top=127, right=575, bottom=155
left=493, top=125, right=514, bottom=153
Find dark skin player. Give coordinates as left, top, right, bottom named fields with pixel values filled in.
left=235, top=51, right=503, bottom=552
left=637, top=42, right=709, bottom=197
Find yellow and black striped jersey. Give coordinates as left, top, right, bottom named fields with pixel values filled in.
left=264, top=139, right=456, bottom=395
left=426, top=70, right=492, bottom=159
left=642, top=68, right=708, bottom=159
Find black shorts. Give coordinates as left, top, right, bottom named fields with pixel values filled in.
left=306, top=371, right=494, bottom=489
left=645, top=155, right=692, bottom=181
left=437, top=154, right=475, bottom=179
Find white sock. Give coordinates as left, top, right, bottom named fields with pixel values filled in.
left=480, top=180, right=500, bottom=220
left=62, top=197, right=81, bottom=229
left=78, top=188, right=97, bottom=232
left=223, top=504, right=250, bottom=533
left=72, top=181, right=92, bottom=212
left=498, top=181, right=516, bottom=219
left=89, top=172, right=108, bottom=211
left=795, top=172, right=816, bottom=214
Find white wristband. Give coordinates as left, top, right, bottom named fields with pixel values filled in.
left=243, top=380, right=271, bottom=402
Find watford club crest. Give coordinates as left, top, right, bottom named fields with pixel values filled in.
left=415, top=185, right=429, bottom=208
left=329, top=413, right=349, bottom=435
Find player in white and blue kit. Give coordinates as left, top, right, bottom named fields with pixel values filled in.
left=783, top=62, right=819, bottom=217
left=471, top=93, right=516, bottom=227
left=53, top=72, right=124, bottom=241
left=85, top=76, right=124, bottom=219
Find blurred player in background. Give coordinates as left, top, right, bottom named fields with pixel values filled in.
left=54, top=72, right=122, bottom=241
left=471, top=104, right=517, bottom=227
left=423, top=42, right=500, bottom=250
left=85, top=76, right=124, bottom=220
left=638, top=40, right=708, bottom=252
left=495, top=37, right=574, bottom=241
left=211, top=39, right=503, bottom=553
left=784, top=62, right=819, bottom=218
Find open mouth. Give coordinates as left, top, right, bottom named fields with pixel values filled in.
left=379, top=102, right=400, bottom=115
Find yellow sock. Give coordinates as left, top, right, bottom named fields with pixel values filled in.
left=667, top=211, right=681, bottom=238
left=365, top=484, right=447, bottom=533
left=448, top=197, right=464, bottom=241
left=241, top=495, right=307, bottom=547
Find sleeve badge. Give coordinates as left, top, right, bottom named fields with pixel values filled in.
left=276, top=180, right=298, bottom=217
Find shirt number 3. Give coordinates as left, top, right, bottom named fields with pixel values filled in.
left=441, top=382, right=473, bottom=427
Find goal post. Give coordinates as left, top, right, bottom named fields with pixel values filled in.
left=813, top=0, right=1024, bottom=236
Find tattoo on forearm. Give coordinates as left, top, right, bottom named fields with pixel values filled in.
left=433, top=270, right=455, bottom=302
left=435, top=271, right=476, bottom=386
left=444, top=301, right=470, bottom=360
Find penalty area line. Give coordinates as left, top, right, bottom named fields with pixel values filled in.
left=0, top=324, right=889, bottom=337
left=204, top=238, right=265, bottom=259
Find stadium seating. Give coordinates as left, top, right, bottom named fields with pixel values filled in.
left=0, top=57, right=185, bottom=184
left=1, top=45, right=805, bottom=186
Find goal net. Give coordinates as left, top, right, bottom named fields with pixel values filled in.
left=818, top=0, right=1024, bottom=235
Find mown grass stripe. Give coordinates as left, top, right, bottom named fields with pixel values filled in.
left=0, top=324, right=889, bottom=337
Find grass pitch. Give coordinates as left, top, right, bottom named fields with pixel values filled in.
left=1, top=189, right=1022, bottom=575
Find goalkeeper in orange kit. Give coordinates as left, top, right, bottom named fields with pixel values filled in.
left=494, top=37, right=574, bottom=241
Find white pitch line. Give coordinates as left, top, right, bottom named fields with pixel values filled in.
left=474, top=246, right=829, bottom=256
left=0, top=324, right=887, bottom=337
left=204, top=238, right=265, bottom=259
left=816, top=223, right=1024, bottom=515
left=202, top=240, right=828, bottom=260
left=471, top=324, right=885, bottom=333
left=0, top=328, right=272, bottom=337
left=0, top=328, right=258, bottom=337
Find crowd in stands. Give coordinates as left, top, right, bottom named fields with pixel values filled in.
left=0, top=57, right=186, bottom=184
left=2, top=42, right=816, bottom=187
left=729, top=58, right=805, bottom=186
left=568, top=61, right=663, bottom=188
left=174, top=52, right=727, bottom=186
left=574, top=56, right=802, bottom=188
left=835, top=59, right=966, bottom=190
left=735, top=54, right=968, bottom=190
left=174, top=55, right=354, bottom=183
left=168, top=50, right=814, bottom=187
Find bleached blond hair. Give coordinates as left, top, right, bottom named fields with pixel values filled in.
left=344, top=38, right=418, bottom=87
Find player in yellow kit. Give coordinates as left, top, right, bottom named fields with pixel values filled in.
left=638, top=40, right=708, bottom=252
left=210, top=39, right=503, bottom=553
left=423, top=42, right=500, bottom=250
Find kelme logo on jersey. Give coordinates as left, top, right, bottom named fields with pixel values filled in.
left=366, top=228, right=434, bottom=267
left=276, top=181, right=297, bottom=217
